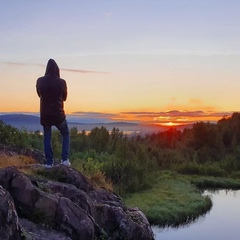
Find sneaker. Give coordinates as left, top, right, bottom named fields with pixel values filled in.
left=44, top=164, right=53, bottom=169
left=61, top=159, right=71, bottom=167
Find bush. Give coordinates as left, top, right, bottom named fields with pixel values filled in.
left=230, top=171, right=240, bottom=179
left=174, top=162, right=201, bottom=175
left=175, top=162, right=226, bottom=177
left=219, top=155, right=240, bottom=173
left=202, top=164, right=226, bottom=177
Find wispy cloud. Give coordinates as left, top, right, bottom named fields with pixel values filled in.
left=72, top=111, right=117, bottom=118
left=2, top=62, right=109, bottom=74
left=2, top=62, right=44, bottom=67
left=61, top=68, right=109, bottom=74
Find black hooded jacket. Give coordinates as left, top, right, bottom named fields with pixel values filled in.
left=36, top=59, right=67, bottom=126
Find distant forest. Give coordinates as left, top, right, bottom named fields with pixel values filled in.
left=1, top=112, right=240, bottom=194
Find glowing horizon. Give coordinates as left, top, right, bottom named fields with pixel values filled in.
left=0, top=109, right=233, bottom=127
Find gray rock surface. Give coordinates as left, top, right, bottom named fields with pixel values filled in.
left=19, top=218, right=72, bottom=240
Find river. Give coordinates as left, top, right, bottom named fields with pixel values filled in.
left=152, top=190, right=240, bottom=240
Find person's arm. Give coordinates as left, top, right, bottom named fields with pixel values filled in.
left=36, top=79, right=41, bottom=97
left=62, top=80, right=67, bottom=101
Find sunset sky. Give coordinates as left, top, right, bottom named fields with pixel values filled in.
left=0, top=1, right=240, bottom=126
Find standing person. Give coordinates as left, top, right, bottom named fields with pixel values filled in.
left=36, top=59, right=71, bottom=168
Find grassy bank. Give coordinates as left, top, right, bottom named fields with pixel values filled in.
left=187, top=175, right=240, bottom=189
left=124, top=171, right=213, bottom=227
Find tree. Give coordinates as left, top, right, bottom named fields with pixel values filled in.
left=89, top=127, right=110, bottom=153
left=108, top=127, right=123, bottom=153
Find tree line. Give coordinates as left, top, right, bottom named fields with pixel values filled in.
left=1, top=112, right=240, bottom=194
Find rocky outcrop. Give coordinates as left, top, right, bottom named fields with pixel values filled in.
left=0, top=185, right=21, bottom=240
left=0, top=165, right=154, bottom=240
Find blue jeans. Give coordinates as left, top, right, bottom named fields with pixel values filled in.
left=43, top=119, right=70, bottom=165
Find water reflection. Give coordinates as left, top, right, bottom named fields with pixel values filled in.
left=152, top=190, right=240, bottom=240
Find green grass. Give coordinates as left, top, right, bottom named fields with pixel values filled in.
left=186, top=175, right=240, bottom=189
left=124, top=171, right=240, bottom=227
left=124, top=171, right=212, bottom=227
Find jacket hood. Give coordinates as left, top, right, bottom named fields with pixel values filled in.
left=45, top=59, right=60, bottom=77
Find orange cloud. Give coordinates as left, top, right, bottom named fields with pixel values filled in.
left=70, top=110, right=233, bottom=126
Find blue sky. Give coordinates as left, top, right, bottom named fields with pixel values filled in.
left=0, top=0, right=240, bottom=125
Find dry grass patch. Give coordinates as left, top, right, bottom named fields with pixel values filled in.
left=90, top=171, right=113, bottom=191
left=0, top=153, right=36, bottom=168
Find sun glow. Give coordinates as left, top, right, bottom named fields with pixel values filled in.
left=161, top=122, right=181, bottom=127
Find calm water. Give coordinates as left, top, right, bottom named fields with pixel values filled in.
left=152, top=190, right=240, bottom=240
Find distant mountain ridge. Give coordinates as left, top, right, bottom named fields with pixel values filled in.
left=0, top=114, right=191, bottom=134
left=0, top=114, right=40, bottom=123
left=0, top=114, right=41, bottom=131
left=0, top=114, right=141, bottom=132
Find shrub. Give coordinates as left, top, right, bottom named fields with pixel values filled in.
left=230, top=171, right=240, bottom=179
left=174, top=162, right=201, bottom=175
left=201, top=164, right=226, bottom=177
left=175, top=162, right=226, bottom=177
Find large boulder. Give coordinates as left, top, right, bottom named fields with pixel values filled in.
left=0, top=166, right=154, bottom=240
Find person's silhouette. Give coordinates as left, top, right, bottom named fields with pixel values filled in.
left=36, top=59, right=71, bottom=168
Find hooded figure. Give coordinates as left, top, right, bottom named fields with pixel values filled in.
left=36, top=59, right=67, bottom=126
left=36, top=59, right=70, bottom=168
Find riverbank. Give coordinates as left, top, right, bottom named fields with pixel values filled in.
left=153, top=190, right=240, bottom=240
left=124, top=171, right=240, bottom=227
